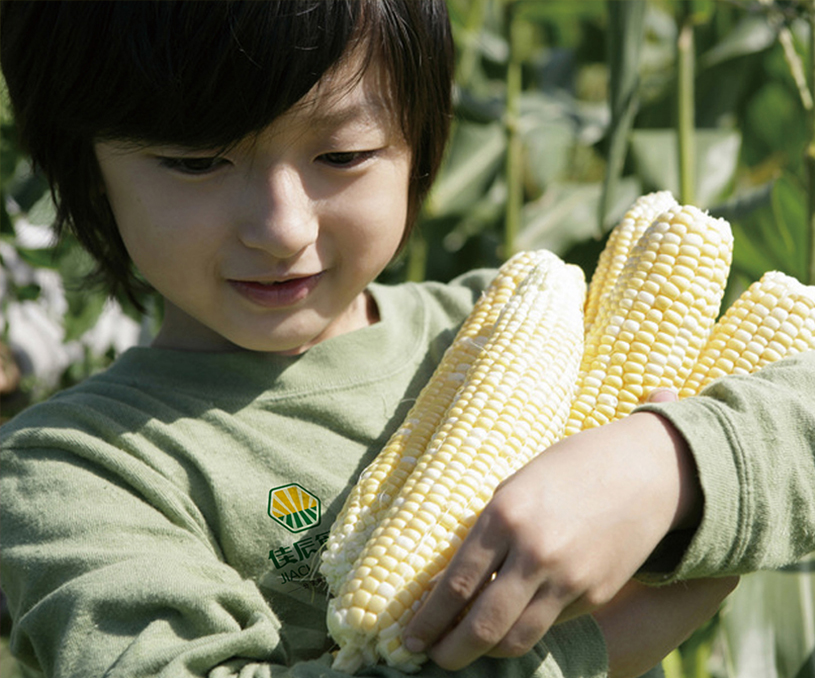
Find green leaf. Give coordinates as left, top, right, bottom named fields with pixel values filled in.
left=15, top=247, right=60, bottom=270
left=5, top=166, right=50, bottom=215
left=731, top=219, right=779, bottom=283
left=518, top=177, right=641, bottom=255
left=629, top=128, right=741, bottom=207
left=719, top=565, right=815, bottom=678
left=770, top=175, right=808, bottom=280
left=13, top=283, right=42, bottom=302
left=62, top=289, right=108, bottom=342
left=727, top=174, right=808, bottom=283
left=516, top=0, right=606, bottom=23
left=699, top=14, right=777, bottom=70
left=25, top=191, right=57, bottom=228
left=424, top=120, right=505, bottom=218
left=743, top=81, right=808, bottom=168
left=1, top=203, right=14, bottom=236
left=441, top=177, right=506, bottom=253
left=519, top=91, right=580, bottom=191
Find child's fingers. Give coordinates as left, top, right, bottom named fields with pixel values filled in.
left=483, top=584, right=567, bottom=659
left=425, top=563, right=540, bottom=670
left=425, top=547, right=569, bottom=670
left=402, top=530, right=507, bottom=658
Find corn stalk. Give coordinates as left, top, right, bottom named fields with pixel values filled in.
left=677, top=1, right=696, bottom=206
left=503, top=0, right=524, bottom=258
left=599, top=0, right=646, bottom=235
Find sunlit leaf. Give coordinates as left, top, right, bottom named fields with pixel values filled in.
left=719, top=562, right=815, bottom=678
left=629, top=128, right=741, bottom=207
left=518, top=177, right=641, bottom=255
left=699, top=14, right=777, bottom=70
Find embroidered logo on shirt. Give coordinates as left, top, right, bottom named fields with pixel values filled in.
left=267, top=483, right=322, bottom=533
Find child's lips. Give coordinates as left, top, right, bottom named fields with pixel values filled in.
left=229, top=272, right=324, bottom=308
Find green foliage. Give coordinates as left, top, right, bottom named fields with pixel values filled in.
left=719, top=559, right=815, bottom=678
left=412, top=0, right=815, bottom=308
left=1, top=79, right=148, bottom=412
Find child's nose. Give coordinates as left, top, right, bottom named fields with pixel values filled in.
left=238, top=165, right=318, bottom=258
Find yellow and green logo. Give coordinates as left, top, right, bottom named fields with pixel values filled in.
left=268, top=483, right=321, bottom=533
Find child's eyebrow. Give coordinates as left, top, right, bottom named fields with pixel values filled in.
left=305, top=99, right=393, bottom=132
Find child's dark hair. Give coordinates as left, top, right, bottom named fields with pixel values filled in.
left=0, top=0, right=454, bottom=307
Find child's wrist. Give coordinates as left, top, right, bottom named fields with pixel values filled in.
left=654, top=411, right=702, bottom=533
left=629, top=409, right=702, bottom=533
left=636, top=391, right=704, bottom=534
left=625, top=409, right=702, bottom=576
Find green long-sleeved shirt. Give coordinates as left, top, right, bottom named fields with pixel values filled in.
left=636, top=349, right=815, bottom=581
left=2, top=271, right=815, bottom=677
left=0, top=272, right=605, bottom=678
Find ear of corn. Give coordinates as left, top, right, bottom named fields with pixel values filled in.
left=321, top=250, right=566, bottom=594
left=321, top=190, right=815, bottom=674
left=323, top=251, right=586, bottom=673
left=564, top=204, right=733, bottom=435
left=679, top=270, right=815, bottom=397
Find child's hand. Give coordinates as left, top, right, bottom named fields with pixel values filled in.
left=403, top=389, right=703, bottom=670
left=592, top=576, right=739, bottom=678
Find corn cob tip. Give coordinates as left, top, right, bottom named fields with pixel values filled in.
left=678, top=269, right=815, bottom=397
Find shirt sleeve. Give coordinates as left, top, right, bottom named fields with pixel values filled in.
left=634, top=350, right=815, bottom=583
left=0, top=436, right=607, bottom=678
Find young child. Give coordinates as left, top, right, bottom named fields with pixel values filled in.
left=2, top=2, right=813, bottom=678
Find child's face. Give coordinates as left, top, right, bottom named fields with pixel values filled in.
left=94, top=56, right=411, bottom=354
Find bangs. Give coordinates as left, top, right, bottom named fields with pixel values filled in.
left=68, top=1, right=366, bottom=147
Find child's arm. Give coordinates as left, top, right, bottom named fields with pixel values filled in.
left=593, top=577, right=739, bottom=678
left=404, top=350, right=815, bottom=671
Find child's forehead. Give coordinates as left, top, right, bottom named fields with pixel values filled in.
left=290, top=53, right=397, bottom=130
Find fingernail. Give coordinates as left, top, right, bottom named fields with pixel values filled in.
left=646, top=388, right=675, bottom=402
left=403, top=636, right=425, bottom=653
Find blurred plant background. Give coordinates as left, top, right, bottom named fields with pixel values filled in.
left=1, top=1, right=814, bottom=677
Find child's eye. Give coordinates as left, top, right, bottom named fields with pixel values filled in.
left=318, top=151, right=374, bottom=168
left=158, top=156, right=229, bottom=175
